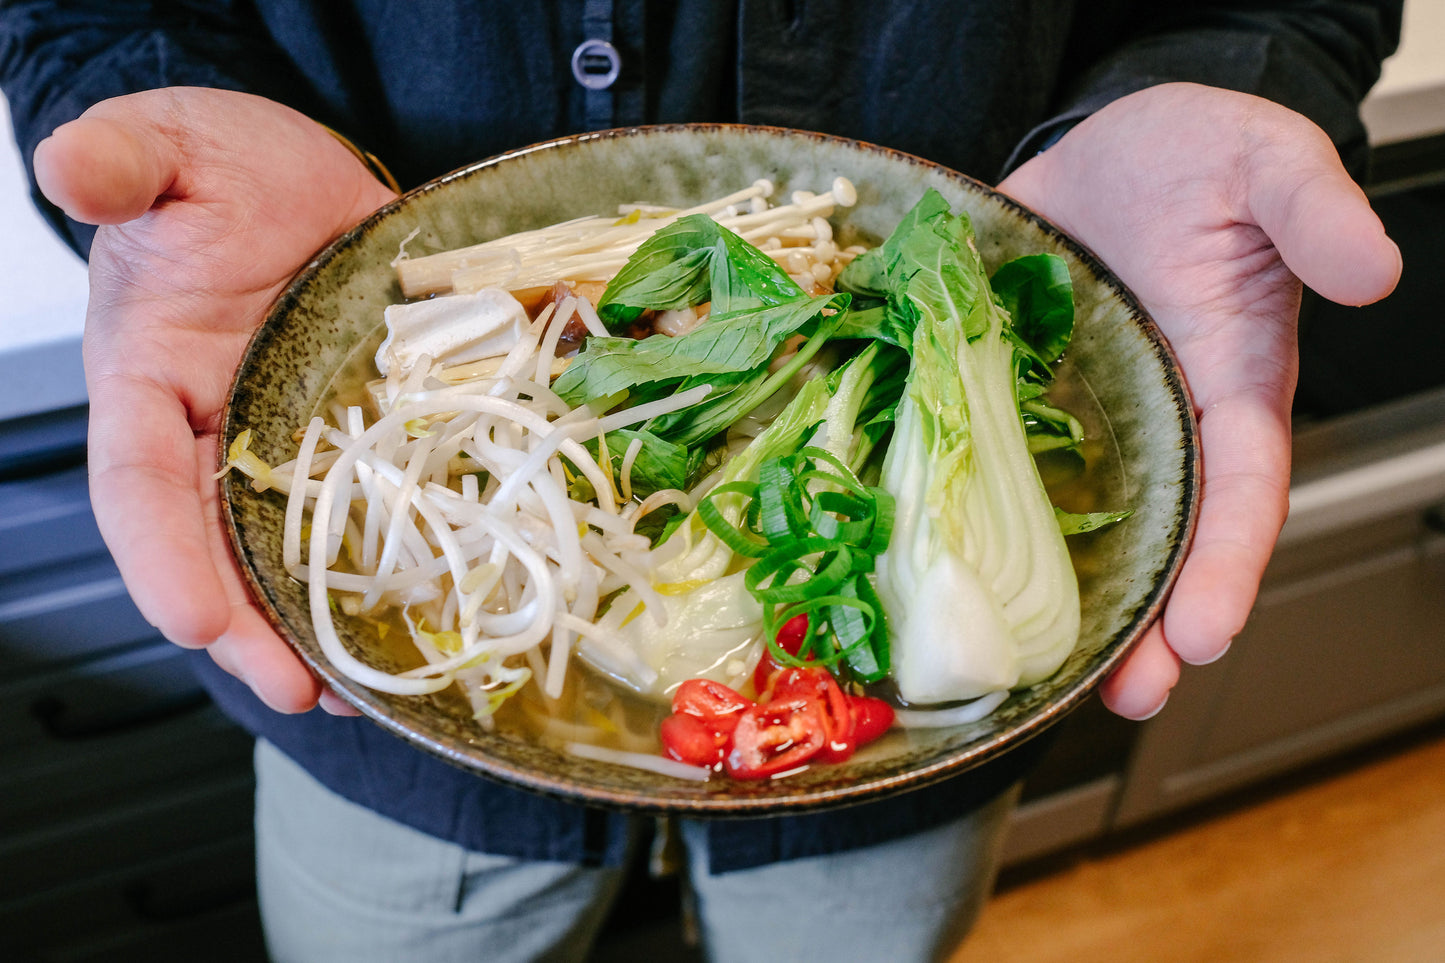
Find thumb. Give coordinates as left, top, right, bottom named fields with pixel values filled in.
left=1243, top=115, right=1402, bottom=308
left=34, top=88, right=398, bottom=238
left=34, top=113, right=180, bottom=225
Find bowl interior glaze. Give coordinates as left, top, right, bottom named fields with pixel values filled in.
left=222, top=125, right=1199, bottom=815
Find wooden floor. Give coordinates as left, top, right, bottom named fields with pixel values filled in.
left=951, top=725, right=1445, bottom=963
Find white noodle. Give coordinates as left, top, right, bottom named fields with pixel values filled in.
left=283, top=417, right=326, bottom=574
left=573, top=297, right=609, bottom=339
left=535, top=296, right=574, bottom=385
left=892, top=692, right=1010, bottom=728
left=619, top=437, right=643, bottom=502
left=564, top=742, right=711, bottom=781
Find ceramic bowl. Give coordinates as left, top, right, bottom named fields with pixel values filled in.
left=221, top=125, right=1199, bottom=814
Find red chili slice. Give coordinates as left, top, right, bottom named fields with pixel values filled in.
left=848, top=695, right=895, bottom=748
left=659, top=659, right=895, bottom=778
left=660, top=712, right=730, bottom=767
left=672, top=678, right=753, bottom=735
left=752, top=613, right=812, bottom=697
left=771, top=666, right=856, bottom=763
left=724, top=696, right=827, bottom=779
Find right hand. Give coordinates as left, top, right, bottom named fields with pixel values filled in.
left=998, top=83, right=1400, bottom=720
left=35, top=87, right=397, bottom=713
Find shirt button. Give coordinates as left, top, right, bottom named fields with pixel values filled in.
left=571, top=38, right=621, bottom=90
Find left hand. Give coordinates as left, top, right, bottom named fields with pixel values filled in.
left=35, top=88, right=398, bottom=715
left=997, top=82, right=1401, bottom=720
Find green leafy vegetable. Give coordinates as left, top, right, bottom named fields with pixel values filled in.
left=1054, top=507, right=1134, bottom=536
left=575, top=428, right=706, bottom=500
left=565, top=188, right=1123, bottom=706
left=554, top=294, right=843, bottom=402
left=596, top=214, right=806, bottom=326
left=554, top=214, right=855, bottom=450
left=990, top=253, right=1074, bottom=370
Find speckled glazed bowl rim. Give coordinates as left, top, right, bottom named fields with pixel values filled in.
left=223, top=123, right=1200, bottom=815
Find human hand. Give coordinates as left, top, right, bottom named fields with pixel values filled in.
left=997, top=82, right=1401, bottom=720
left=35, top=87, right=397, bottom=714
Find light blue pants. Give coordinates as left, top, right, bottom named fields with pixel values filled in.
left=254, top=740, right=1017, bottom=963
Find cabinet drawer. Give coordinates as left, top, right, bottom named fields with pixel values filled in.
left=0, top=642, right=209, bottom=759
left=1115, top=478, right=1445, bottom=825
left=0, top=834, right=262, bottom=963
left=0, top=463, right=105, bottom=576
left=0, top=405, right=87, bottom=481
left=0, top=827, right=262, bottom=954
left=15, top=901, right=266, bottom=963
left=1196, top=533, right=1445, bottom=760
left=0, top=554, right=157, bottom=675
left=0, top=770, right=255, bottom=902
left=0, top=700, right=254, bottom=836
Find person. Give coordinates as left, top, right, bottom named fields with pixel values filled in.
left=0, top=3, right=1404, bottom=961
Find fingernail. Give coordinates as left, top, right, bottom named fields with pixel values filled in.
left=1181, top=637, right=1232, bottom=667
left=1132, top=694, right=1170, bottom=721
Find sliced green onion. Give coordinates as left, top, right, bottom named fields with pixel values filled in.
left=696, top=481, right=770, bottom=558
left=700, top=444, right=895, bottom=683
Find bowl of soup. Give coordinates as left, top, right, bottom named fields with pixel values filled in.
left=219, top=124, right=1198, bottom=814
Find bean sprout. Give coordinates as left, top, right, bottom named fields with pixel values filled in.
left=224, top=179, right=862, bottom=725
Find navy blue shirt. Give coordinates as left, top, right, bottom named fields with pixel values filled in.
left=0, top=0, right=1399, bottom=871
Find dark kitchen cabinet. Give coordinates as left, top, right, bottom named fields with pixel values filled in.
left=0, top=406, right=265, bottom=963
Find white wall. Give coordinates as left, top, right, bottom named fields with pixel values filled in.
left=0, top=94, right=89, bottom=419
left=1361, top=0, right=1445, bottom=145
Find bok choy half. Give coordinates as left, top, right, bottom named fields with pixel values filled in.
left=840, top=190, right=1101, bottom=705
